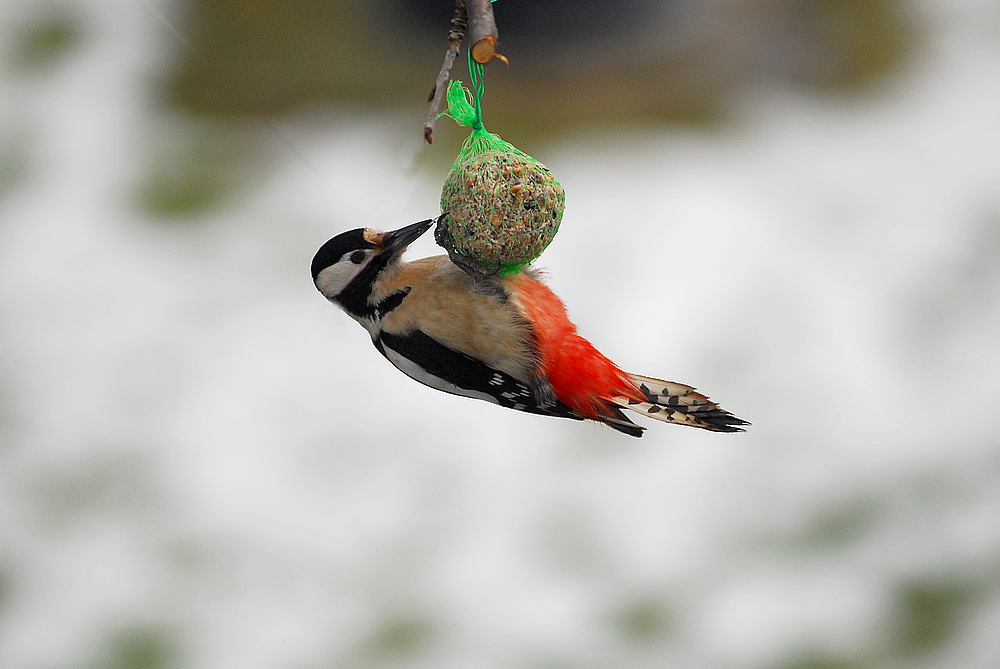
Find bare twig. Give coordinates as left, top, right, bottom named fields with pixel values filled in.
left=466, top=0, right=503, bottom=65
left=423, top=2, right=467, bottom=144
left=423, top=0, right=507, bottom=144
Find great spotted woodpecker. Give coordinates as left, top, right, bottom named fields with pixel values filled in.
left=311, top=218, right=748, bottom=437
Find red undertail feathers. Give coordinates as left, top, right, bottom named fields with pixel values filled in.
left=511, top=274, right=643, bottom=420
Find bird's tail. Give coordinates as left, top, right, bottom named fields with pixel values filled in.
left=612, top=374, right=749, bottom=433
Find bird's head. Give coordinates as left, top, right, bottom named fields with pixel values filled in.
left=311, top=218, right=433, bottom=309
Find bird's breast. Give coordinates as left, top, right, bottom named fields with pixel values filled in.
left=378, top=257, right=537, bottom=382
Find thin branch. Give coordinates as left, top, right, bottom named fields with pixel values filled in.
left=465, top=0, right=502, bottom=65
left=423, top=0, right=506, bottom=144
left=423, top=2, right=467, bottom=144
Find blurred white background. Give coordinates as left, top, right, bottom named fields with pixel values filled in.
left=0, top=1, right=998, bottom=668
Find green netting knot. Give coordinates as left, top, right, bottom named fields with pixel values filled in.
left=444, top=79, right=481, bottom=130
left=443, top=78, right=536, bottom=165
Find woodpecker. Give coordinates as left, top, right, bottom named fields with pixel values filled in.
left=311, top=218, right=749, bottom=437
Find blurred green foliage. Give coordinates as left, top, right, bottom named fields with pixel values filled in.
left=611, top=596, right=674, bottom=644
left=166, top=0, right=431, bottom=117
left=776, top=0, right=914, bottom=89
left=30, top=450, right=161, bottom=528
left=136, top=154, right=233, bottom=218
left=891, top=579, right=976, bottom=655
left=0, top=140, right=29, bottom=203
left=5, top=8, right=83, bottom=74
left=764, top=577, right=983, bottom=669
left=0, top=565, right=10, bottom=613
left=94, top=626, right=180, bottom=669
left=777, top=654, right=867, bottom=669
left=136, top=0, right=919, bottom=219
left=354, top=615, right=436, bottom=662
left=795, top=497, right=883, bottom=549
left=133, top=122, right=267, bottom=219
left=164, top=0, right=915, bottom=133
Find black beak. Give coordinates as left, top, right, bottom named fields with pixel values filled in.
left=380, top=218, right=435, bottom=255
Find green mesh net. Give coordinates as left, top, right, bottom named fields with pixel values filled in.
left=437, top=54, right=565, bottom=276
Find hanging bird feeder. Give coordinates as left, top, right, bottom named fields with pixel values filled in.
left=436, top=54, right=565, bottom=276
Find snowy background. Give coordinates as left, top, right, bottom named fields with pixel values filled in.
left=1, top=1, right=999, bottom=668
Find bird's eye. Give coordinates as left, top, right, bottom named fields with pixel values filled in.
left=349, top=250, right=366, bottom=265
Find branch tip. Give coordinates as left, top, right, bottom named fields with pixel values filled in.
left=471, top=36, right=495, bottom=64
left=423, top=1, right=467, bottom=143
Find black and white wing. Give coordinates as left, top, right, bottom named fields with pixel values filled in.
left=375, top=329, right=581, bottom=420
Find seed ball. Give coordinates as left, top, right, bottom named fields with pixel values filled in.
left=439, top=150, right=565, bottom=273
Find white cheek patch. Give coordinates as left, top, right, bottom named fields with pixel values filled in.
left=315, top=260, right=362, bottom=299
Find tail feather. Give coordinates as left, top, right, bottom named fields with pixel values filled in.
left=509, top=272, right=747, bottom=436
left=613, top=374, right=750, bottom=433
left=597, top=405, right=646, bottom=438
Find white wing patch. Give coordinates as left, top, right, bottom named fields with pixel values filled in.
left=381, top=344, right=500, bottom=405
